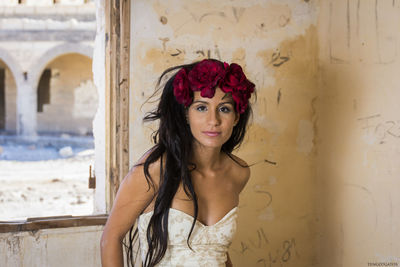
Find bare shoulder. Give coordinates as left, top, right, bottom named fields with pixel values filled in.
left=227, top=153, right=251, bottom=194
left=126, top=148, right=163, bottom=192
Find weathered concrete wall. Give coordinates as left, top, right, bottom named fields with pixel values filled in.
left=129, top=1, right=319, bottom=266
left=0, top=226, right=103, bottom=267
left=316, top=0, right=400, bottom=266
left=36, top=53, right=97, bottom=135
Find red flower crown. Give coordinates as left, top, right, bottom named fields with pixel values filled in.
left=172, top=59, right=255, bottom=114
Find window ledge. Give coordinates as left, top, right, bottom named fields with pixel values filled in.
left=0, top=214, right=108, bottom=233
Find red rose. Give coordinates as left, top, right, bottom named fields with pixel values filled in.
left=172, top=60, right=255, bottom=113
left=230, top=92, right=244, bottom=114
left=220, top=63, right=249, bottom=92
left=173, top=68, right=192, bottom=107
left=243, top=80, right=255, bottom=96
left=220, top=63, right=255, bottom=113
left=188, top=59, right=225, bottom=98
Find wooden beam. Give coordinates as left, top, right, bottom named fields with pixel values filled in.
left=105, top=0, right=130, bottom=212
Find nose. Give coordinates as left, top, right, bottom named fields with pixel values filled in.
left=208, top=109, right=221, bottom=126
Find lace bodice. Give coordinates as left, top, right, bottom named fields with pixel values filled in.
left=137, top=207, right=238, bottom=267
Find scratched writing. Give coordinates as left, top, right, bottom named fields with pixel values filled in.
left=257, top=238, right=297, bottom=267
left=256, top=238, right=297, bottom=267
left=168, top=46, right=222, bottom=60
left=170, top=48, right=184, bottom=57
left=253, top=184, right=272, bottom=211
left=235, top=228, right=269, bottom=254
left=357, top=114, right=400, bottom=144
left=270, top=49, right=290, bottom=67
left=232, top=228, right=299, bottom=266
left=173, top=7, right=243, bottom=33
left=178, top=7, right=245, bottom=26
left=157, top=37, right=222, bottom=59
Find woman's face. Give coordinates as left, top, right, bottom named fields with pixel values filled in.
left=187, top=87, right=239, bottom=150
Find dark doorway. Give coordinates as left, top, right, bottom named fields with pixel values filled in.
left=37, top=69, right=51, bottom=113
left=0, top=68, right=5, bottom=130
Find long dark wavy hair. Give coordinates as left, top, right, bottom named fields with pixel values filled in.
left=124, top=59, right=255, bottom=267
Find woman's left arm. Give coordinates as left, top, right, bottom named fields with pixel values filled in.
left=226, top=252, right=233, bottom=267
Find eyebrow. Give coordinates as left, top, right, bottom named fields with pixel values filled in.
left=222, top=93, right=235, bottom=104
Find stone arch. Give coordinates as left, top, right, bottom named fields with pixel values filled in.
left=33, top=45, right=96, bottom=135
left=0, top=47, right=24, bottom=87
left=29, top=43, right=93, bottom=89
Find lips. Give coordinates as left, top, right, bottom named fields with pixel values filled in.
left=202, top=131, right=221, bottom=137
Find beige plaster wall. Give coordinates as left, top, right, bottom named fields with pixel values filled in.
left=37, top=53, right=97, bottom=135
left=0, top=61, right=17, bottom=132
left=316, top=0, right=400, bottom=266
left=129, top=1, right=319, bottom=266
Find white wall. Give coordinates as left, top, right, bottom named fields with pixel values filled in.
left=0, top=226, right=103, bottom=267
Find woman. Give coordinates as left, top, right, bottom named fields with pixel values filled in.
left=100, top=59, right=255, bottom=267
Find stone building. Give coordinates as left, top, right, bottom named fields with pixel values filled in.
left=0, top=0, right=96, bottom=136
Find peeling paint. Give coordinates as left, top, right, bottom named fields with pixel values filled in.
left=0, top=226, right=104, bottom=267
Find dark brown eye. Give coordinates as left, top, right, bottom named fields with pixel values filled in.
left=219, top=106, right=231, bottom=113
left=196, top=105, right=207, bottom=112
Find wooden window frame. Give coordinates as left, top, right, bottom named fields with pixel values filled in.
left=104, top=0, right=130, bottom=212
left=0, top=215, right=108, bottom=233
left=0, top=0, right=130, bottom=233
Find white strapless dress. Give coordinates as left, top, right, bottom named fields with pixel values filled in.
left=137, top=207, right=238, bottom=267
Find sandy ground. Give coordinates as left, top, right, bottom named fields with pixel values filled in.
left=0, top=136, right=95, bottom=221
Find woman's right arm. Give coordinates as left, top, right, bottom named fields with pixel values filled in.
left=100, top=160, right=159, bottom=267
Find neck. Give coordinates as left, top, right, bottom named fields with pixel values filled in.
left=190, top=142, right=224, bottom=173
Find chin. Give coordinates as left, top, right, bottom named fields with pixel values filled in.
left=195, top=138, right=226, bottom=149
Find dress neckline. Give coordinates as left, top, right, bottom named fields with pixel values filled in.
left=139, top=206, right=238, bottom=228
